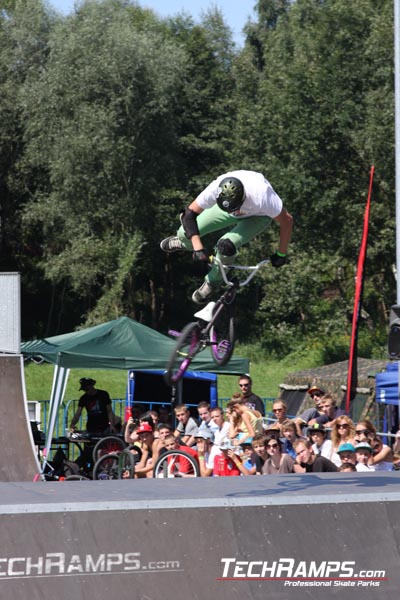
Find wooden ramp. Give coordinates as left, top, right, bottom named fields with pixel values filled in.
left=0, top=354, right=40, bottom=481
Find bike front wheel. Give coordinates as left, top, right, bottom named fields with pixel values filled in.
left=210, top=305, right=235, bottom=366
left=92, top=436, right=126, bottom=463
left=153, top=450, right=200, bottom=478
left=165, top=322, right=202, bottom=385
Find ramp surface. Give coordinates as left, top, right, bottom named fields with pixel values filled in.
left=0, top=354, right=40, bottom=481
left=0, top=472, right=399, bottom=599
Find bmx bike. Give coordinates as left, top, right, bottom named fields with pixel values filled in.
left=164, top=256, right=269, bottom=386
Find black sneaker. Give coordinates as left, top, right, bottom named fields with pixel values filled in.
left=160, top=236, right=186, bottom=253
left=192, top=281, right=215, bottom=305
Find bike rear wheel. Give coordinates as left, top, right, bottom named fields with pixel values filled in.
left=165, top=322, right=202, bottom=385
left=210, top=304, right=235, bottom=366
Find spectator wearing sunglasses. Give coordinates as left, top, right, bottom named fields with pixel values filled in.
left=331, top=416, right=356, bottom=456
left=238, top=374, right=265, bottom=416
left=293, top=386, right=326, bottom=437
left=354, top=420, right=376, bottom=445
left=267, top=400, right=291, bottom=434
left=262, top=436, right=295, bottom=474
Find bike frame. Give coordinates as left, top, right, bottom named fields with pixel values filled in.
left=165, top=257, right=269, bottom=385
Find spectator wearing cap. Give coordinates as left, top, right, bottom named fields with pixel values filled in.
left=308, top=423, right=340, bottom=467
left=355, top=442, right=375, bottom=472
left=293, top=438, right=338, bottom=472
left=69, top=377, right=117, bottom=435
left=238, top=374, right=265, bottom=416
left=194, top=429, right=215, bottom=477
left=293, top=386, right=326, bottom=437
left=337, top=443, right=357, bottom=468
left=133, top=422, right=163, bottom=478
left=213, top=438, right=241, bottom=477
left=239, top=438, right=256, bottom=474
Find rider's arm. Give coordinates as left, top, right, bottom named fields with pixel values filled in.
left=183, top=200, right=204, bottom=251
left=273, top=208, right=293, bottom=255
left=70, top=406, right=83, bottom=430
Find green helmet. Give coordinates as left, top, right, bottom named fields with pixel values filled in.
left=216, top=177, right=245, bottom=213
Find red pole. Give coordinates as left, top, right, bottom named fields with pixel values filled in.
left=345, top=166, right=375, bottom=413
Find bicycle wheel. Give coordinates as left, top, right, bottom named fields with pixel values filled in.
left=118, top=448, right=135, bottom=479
left=153, top=450, right=200, bottom=478
left=64, top=475, right=91, bottom=481
left=210, top=304, right=235, bottom=366
left=92, top=453, right=120, bottom=480
left=165, top=322, right=202, bottom=385
left=92, top=436, right=126, bottom=463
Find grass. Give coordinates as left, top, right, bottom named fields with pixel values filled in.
left=24, top=345, right=321, bottom=404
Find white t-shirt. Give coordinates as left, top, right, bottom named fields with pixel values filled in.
left=195, top=170, right=283, bottom=219
left=213, top=421, right=230, bottom=446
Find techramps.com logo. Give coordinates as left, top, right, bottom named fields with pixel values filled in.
left=0, top=552, right=182, bottom=580
left=218, top=558, right=387, bottom=588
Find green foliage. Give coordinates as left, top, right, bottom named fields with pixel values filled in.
left=0, top=0, right=395, bottom=361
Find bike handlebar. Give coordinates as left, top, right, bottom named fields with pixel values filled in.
left=211, top=256, right=269, bottom=287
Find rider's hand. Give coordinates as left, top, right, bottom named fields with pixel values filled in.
left=270, top=251, right=287, bottom=268
left=192, top=248, right=209, bottom=276
left=192, top=249, right=209, bottom=263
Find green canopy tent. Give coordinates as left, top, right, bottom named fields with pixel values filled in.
left=22, top=316, right=249, bottom=463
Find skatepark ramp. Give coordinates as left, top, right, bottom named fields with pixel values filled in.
left=0, top=354, right=41, bottom=481
left=0, top=471, right=399, bottom=599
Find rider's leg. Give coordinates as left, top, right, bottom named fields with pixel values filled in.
left=191, top=209, right=271, bottom=303
left=176, top=204, right=233, bottom=250
left=206, top=214, right=272, bottom=285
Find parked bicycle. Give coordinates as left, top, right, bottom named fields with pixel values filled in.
left=165, top=256, right=269, bottom=386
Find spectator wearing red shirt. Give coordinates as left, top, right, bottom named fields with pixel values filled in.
left=163, top=434, right=199, bottom=476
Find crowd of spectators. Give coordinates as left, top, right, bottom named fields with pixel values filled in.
left=69, top=375, right=400, bottom=478
left=118, top=378, right=400, bottom=478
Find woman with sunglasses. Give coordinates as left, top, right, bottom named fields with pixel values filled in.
left=330, top=416, right=356, bottom=456
left=261, top=436, right=295, bottom=474
left=354, top=420, right=376, bottom=444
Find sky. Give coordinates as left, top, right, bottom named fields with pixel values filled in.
left=49, top=0, right=257, bottom=46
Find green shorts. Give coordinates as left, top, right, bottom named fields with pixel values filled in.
left=177, top=204, right=272, bottom=284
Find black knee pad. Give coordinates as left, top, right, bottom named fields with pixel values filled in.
left=217, top=238, right=236, bottom=257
